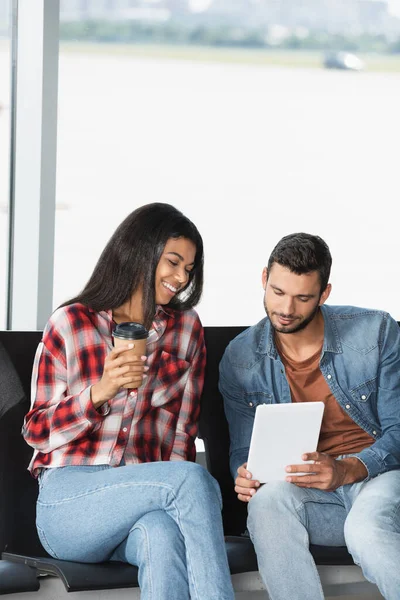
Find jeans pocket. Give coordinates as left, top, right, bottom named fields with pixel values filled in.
left=36, top=524, right=59, bottom=559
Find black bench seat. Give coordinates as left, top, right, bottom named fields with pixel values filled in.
left=1, top=539, right=353, bottom=594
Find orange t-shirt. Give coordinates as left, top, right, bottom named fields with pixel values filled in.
left=277, top=344, right=374, bottom=458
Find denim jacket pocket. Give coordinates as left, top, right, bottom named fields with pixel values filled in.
left=244, top=391, right=273, bottom=409
left=349, top=379, right=377, bottom=403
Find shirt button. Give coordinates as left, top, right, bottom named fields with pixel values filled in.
left=249, top=402, right=253, bottom=407
left=346, top=404, right=350, bottom=409
left=130, top=392, right=135, bottom=397
left=372, top=430, right=377, bottom=435
left=122, top=427, right=128, bottom=433
left=361, top=395, right=366, bottom=400
left=327, top=374, right=332, bottom=380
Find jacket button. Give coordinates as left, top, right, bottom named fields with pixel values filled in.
left=373, top=430, right=377, bottom=435
left=346, top=404, right=350, bottom=409
left=249, top=402, right=253, bottom=407
left=361, top=395, right=366, bottom=400
left=327, top=374, right=332, bottom=379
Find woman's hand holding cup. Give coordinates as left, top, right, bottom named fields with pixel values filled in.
left=91, top=345, right=148, bottom=408
left=91, top=322, right=149, bottom=409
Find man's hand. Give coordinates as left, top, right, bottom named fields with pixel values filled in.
left=285, top=452, right=368, bottom=491
left=235, top=463, right=260, bottom=502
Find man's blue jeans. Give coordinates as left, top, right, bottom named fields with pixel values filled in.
left=247, top=470, right=400, bottom=600
left=36, top=461, right=235, bottom=600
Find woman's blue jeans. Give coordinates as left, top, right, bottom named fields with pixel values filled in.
left=247, top=470, right=400, bottom=600
left=36, top=461, right=235, bottom=600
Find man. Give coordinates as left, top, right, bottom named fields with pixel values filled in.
left=219, top=232, right=400, bottom=600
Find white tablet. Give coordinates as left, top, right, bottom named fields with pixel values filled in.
left=246, top=402, right=325, bottom=483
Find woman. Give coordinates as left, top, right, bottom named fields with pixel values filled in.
left=23, top=203, right=234, bottom=600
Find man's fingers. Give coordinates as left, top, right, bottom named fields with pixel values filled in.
left=286, top=463, right=321, bottom=474
left=237, top=493, right=252, bottom=503
left=302, top=451, right=326, bottom=462
left=235, top=476, right=260, bottom=489
left=237, top=463, right=252, bottom=479
left=236, top=463, right=259, bottom=501
left=235, top=483, right=258, bottom=495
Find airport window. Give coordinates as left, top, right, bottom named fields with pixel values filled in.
left=54, top=1, right=400, bottom=326
left=0, top=0, right=10, bottom=328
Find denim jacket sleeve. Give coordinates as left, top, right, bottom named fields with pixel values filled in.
left=219, top=344, right=255, bottom=480
left=356, top=315, right=400, bottom=479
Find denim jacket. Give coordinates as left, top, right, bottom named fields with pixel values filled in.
left=219, top=305, right=400, bottom=481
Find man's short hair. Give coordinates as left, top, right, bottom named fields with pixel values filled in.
left=267, top=233, right=332, bottom=293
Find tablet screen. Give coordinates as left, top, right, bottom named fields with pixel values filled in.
left=246, top=402, right=325, bottom=483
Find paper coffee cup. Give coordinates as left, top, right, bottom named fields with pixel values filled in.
left=113, top=322, right=148, bottom=388
left=113, top=322, right=148, bottom=352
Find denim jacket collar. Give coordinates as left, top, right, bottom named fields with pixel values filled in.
left=320, top=305, right=343, bottom=355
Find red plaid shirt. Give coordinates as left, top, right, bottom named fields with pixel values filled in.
left=23, top=303, right=206, bottom=477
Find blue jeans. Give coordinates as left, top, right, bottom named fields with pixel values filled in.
left=247, top=470, right=400, bottom=600
left=36, top=462, right=234, bottom=600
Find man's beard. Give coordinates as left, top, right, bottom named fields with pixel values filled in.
left=264, top=300, right=320, bottom=334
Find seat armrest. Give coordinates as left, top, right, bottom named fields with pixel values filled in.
left=0, top=559, right=40, bottom=594
left=2, top=552, right=139, bottom=592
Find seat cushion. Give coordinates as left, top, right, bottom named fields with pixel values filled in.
left=225, top=535, right=354, bottom=574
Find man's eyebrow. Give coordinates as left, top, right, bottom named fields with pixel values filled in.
left=270, top=284, right=315, bottom=298
left=166, top=251, right=195, bottom=265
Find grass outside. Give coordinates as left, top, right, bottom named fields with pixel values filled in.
left=58, top=41, right=400, bottom=73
